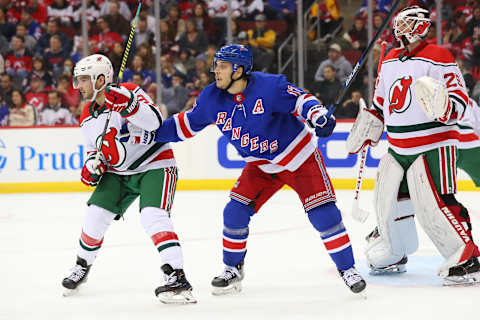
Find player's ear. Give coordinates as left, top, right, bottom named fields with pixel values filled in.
left=95, top=75, right=105, bottom=90
left=233, top=66, right=244, bottom=80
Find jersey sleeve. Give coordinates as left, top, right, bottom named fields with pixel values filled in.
left=120, top=83, right=163, bottom=131
left=274, top=75, right=322, bottom=121
left=372, top=69, right=386, bottom=118
left=155, top=90, right=213, bottom=142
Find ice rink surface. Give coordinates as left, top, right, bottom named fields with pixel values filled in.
left=1, top=189, right=479, bottom=320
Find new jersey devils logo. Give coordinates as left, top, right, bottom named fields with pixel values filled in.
left=412, top=21, right=431, bottom=37
left=389, top=76, right=413, bottom=114
left=96, top=127, right=126, bottom=167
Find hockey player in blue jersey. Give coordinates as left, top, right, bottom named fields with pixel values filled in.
left=130, top=45, right=366, bottom=295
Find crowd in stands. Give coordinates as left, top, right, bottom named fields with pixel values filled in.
left=0, top=0, right=479, bottom=128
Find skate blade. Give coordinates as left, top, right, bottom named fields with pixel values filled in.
left=156, top=290, right=197, bottom=304
left=62, top=288, right=79, bottom=297
left=211, top=282, right=242, bottom=296
left=443, top=272, right=480, bottom=287
left=369, top=264, right=406, bottom=275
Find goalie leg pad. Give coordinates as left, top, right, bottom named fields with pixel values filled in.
left=406, top=155, right=475, bottom=275
left=367, top=154, right=418, bottom=268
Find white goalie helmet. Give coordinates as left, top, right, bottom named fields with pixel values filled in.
left=393, top=6, right=431, bottom=47
left=73, top=54, right=114, bottom=101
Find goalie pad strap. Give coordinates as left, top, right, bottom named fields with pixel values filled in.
left=406, top=155, right=473, bottom=268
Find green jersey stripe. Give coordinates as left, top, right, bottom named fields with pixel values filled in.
left=157, top=242, right=181, bottom=252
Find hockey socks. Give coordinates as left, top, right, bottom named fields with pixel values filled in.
left=141, top=207, right=184, bottom=269
left=222, top=200, right=253, bottom=266
left=308, top=203, right=354, bottom=270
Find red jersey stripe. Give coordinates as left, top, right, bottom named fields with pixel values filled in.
left=223, top=239, right=247, bottom=250
left=178, top=112, right=194, bottom=138
left=81, top=231, right=103, bottom=247
left=388, top=131, right=478, bottom=148
left=323, top=234, right=350, bottom=251
left=277, top=134, right=312, bottom=166
left=151, top=231, right=179, bottom=246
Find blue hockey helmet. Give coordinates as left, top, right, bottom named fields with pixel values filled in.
left=213, top=44, right=253, bottom=76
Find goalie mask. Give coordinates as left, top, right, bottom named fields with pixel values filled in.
left=393, top=6, right=431, bottom=47
left=73, top=54, right=114, bottom=101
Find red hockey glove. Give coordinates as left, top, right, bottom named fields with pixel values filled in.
left=81, top=154, right=107, bottom=187
left=104, top=85, right=139, bottom=117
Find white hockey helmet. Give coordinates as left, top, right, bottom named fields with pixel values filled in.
left=393, top=6, right=431, bottom=47
left=73, top=54, right=114, bottom=101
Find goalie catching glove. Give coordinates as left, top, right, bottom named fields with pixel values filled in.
left=307, top=105, right=336, bottom=137
left=81, top=153, right=107, bottom=187
left=105, top=85, right=139, bottom=117
left=414, top=76, right=455, bottom=123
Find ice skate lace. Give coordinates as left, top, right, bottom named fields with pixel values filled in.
left=342, top=268, right=362, bottom=286
left=218, top=266, right=239, bottom=281
left=68, top=265, right=87, bottom=282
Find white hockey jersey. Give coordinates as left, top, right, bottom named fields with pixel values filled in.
left=80, top=83, right=176, bottom=174
left=373, top=41, right=473, bottom=155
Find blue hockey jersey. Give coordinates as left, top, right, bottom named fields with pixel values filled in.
left=155, top=72, right=322, bottom=173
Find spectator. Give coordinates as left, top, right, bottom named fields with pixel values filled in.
left=35, top=18, right=72, bottom=56
left=161, top=55, right=176, bottom=88
left=0, top=34, right=9, bottom=57
left=0, top=73, right=14, bottom=108
left=105, top=0, right=131, bottom=37
left=138, top=43, right=155, bottom=70
left=20, top=8, right=42, bottom=40
left=208, top=0, right=243, bottom=19
left=44, top=35, right=68, bottom=79
left=248, top=14, right=276, bottom=72
left=162, top=72, right=190, bottom=118
left=159, top=19, right=176, bottom=52
left=187, top=56, right=209, bottom=83
left=0, top=55, right=4, bottom=74
left=15, top=23, right=37, bottom=52
left=61, top=58, right=75, bottom=78
left=100, top=0, right=132, bottom=21
left=178, top=19, right=209, bottom=57
left=167, top=6, right=186, bottom=42
left=56, top=74, right=80, bottom=111
left=28, top=0, right=48, bottom=24
left=72, top=0, right=100, bottom=27
left=5, top=36, right=33, bottom=85
left=132, top=72, right=145, bottom=89
left=135, top=16, right=154, bottom=47
left=8, top=89, right=37, bottom=126
left=335, top=89, right=362, bottom=119
left=466, top=6, right=480, bottom=38
left=309, top=0, right=342, bottom=40
left=39, top=90, right=75, bottom=125
left=343, top=17, right=367, bottom=51
left=242, top=0, right=265, bottom=20
left=89, top=17, right=123, bottom=55
left=0, top=7, right=16, bottom=41
left=264, top=0, right=296, bottom=26
left=122, top=55, right=155, bottom=88
left=0, top=100, right=8, bottom=126
left=137, top=6, right=156, bottom=33
left=25, top=75, right=49, bottom=111
left=174, top=49, right=196, bottom=76
left=24, top=56, right=54, bottom=91
left=191, top=2, right=215, bottom=43
left=47, top=0, right=73, bottom=26
left=108, top=42, right=124, bottom=72
left=312, top=64, right=343, bottom=105
left=314, top=43, right=352, bottom=83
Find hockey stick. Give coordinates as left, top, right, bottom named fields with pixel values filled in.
left=325, top=0, right=402, bottom=118
left=351, top=40, right=387, bottom=223
left=94, top=0, right=143, bottom=172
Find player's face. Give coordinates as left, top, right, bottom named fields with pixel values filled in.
left=75, top=75, right=94, bottom=99
left=214, top=60, right=233, bottom=89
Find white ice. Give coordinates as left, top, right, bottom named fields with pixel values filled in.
left=1, top=190, right=479, bottom=320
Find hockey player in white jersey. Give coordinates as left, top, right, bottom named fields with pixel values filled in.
left=347, top=6, right=479, bottom=285
left=61, top=54, right=196, bottom=304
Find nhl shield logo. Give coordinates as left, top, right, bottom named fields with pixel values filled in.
left=388, top=76, right=413, bottom=114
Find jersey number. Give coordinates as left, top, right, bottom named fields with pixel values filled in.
left=443, top=73, right=463, bottom=89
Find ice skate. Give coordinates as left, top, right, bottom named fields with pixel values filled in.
left=62, top=256, right=91, bottom=296
left=369, top=256, right=408, bottom=275
left=339, top=267, right=366, bottom=294
left=443, top=257, right=480, bottom=286
left=154, top=264, right=196, bottom=304
left=211, top=261, right=244, bottom=296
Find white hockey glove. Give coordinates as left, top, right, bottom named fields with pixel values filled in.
left=346, top=104, right=384, bottom=154
left=307, top=105, right=337, bottom=137
left=414, top=76, right=453, bottom=123
left=123, top=122, right=156, bottom=145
